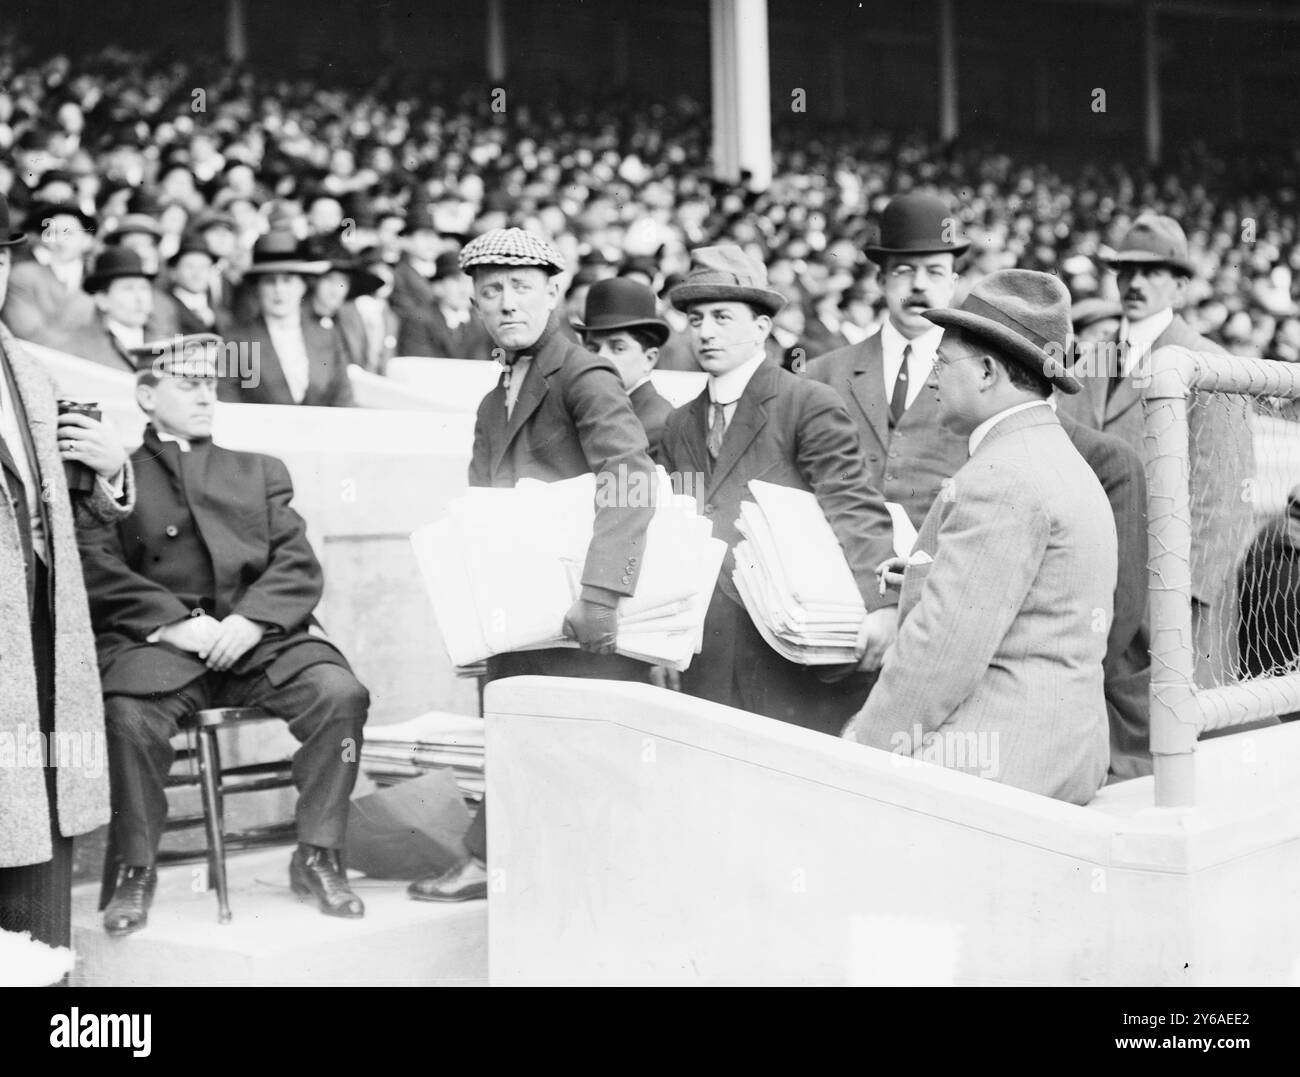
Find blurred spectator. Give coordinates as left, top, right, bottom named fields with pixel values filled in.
left=60, top=247, right=161, bottom=371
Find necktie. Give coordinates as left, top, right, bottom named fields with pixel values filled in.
left=890, top=344, right=911, bottom=425
left=1106, top=327, right=1127, bottom=405
left=706, top=400, right=727, bottom=459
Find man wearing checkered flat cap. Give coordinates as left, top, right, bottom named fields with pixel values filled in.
left=408, top=227, right=659, bottom=904
left=843, top=270, right=1118, bottom=805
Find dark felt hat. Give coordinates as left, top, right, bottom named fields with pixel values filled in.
left=83, top=247, right=156, bottom=293
left=573, top=278, right=671, bottom=346
left=306, top=236, right=384, bottom=297
left=864, top=192, right=970, bottom=265
left=242, top=231, right=331, bottom=277
left=924, top=268, right=1082, bottom=394
left=1101, top=214, right=1195, bottom=277
left=168, top=232, right=215, bottom=265
left=25, top=199, right=97, bottom=236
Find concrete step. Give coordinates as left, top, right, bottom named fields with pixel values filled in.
left=71, top=847, right=486, bottom=986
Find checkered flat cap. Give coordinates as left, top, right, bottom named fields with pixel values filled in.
left=459, top=227, right=565, bottom=274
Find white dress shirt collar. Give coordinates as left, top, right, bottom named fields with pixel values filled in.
left=968, top=399, right=1053, bottom=455
left=628, top=374, right=653, bottom=394
left=1120, top=307, right=1174, bottom=374
left=709, top=349, right=767, bottom=405
left=155, top=428, right=193, bottom=453
left=105, top=319, right=145, bottom=350
left=880, top=319, right=943, bottom=411
left=265, top=315, right=312, bottom=403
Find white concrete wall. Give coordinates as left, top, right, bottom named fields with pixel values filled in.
left=484, top=677, right=1300, bottom=986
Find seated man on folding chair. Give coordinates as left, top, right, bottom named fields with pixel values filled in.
left=77, top=333, right=370, bottom=937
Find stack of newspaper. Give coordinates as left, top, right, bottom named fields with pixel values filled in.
left=360, top=712, right=486, bottom=802
left=411, top=469, right=726, bottom=672
left=731, top=480, right=870, bottom=665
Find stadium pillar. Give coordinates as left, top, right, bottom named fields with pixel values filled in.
left=709, top=0, right=773, bottom=190
left=938, top=0, right=958, bottom=143
left=1142, top=0, right=1162, bottom=165
left=487, top=0, right=507, bottom=83
left=225, top=0, right=248, bottom=64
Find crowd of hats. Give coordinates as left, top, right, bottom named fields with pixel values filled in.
left=3, top=44, right=1300, bottom=361
left=410, top=471, right=726, bottom=672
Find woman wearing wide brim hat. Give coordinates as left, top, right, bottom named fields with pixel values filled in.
left=240, top=231, right=332, bottom=278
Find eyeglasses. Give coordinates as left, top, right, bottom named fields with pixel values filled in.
left=932, top=352, right=983, bottom=371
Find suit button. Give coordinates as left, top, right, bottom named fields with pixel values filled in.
left=703, top=504, right=714, bottom=516
left=165, top=525, right=179, bottom=538
left=629, top=556, right=639, bottom=565
left=622, top=575, right=632, bottom=585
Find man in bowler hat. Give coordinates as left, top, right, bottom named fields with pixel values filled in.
left=575, top=277, right=675, bottom=459
left=806, top=193, right=971, bottom=532
left=844, top=270, right=1117, bottom=805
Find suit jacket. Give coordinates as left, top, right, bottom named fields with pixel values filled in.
left=0, top=322, right=134, bottom=868
left=1059, top=412, right=1152, bottom=781
left=659, top=359, right=897, bottom=615
left=156, top=287, right=225, bottom=337
left=806, top=332, right=970, bottom=531
left=0, top=256, right=97, bottom=349
left=397, top=304, right=495, bottom=361
left=57, top=314, right=174, bottom=374
left=845, top=406, right=1117, bottom=806
left=219, top=312, right=354, bottom=407
left=631, top=379, right=673, bottom=461
left=469, top=313, right=656, bottom=600
left=77, top=426, right=348, bottom=697
left=1058, top=314, right=1255, bottom=606
left=390, top=256, right=436, bottom=326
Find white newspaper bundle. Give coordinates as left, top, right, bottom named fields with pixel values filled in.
left=411, top=469, right=726, bottom=672
left=731, top=480, right=872, bottom=665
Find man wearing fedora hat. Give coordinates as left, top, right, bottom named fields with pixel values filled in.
left=408, top=227, right=660, bottom=904
left=843, top=269, right=1117, bottom=805
left=0, top=189, right=135, bottom=953
left=575, top=277, right=674, bottom=458
left=806, top=193, right=972, bottom=532
left=78, top=334, right=371, bottom=933
left=1, top=199, right=97, bottom=349
left=1059, top=213, right=1255, bottom=686
left=396, top=251, right=494, bottom=362
left=220, top=232, right=354, bottom=407
left=659, top=245, right=899, bottom=734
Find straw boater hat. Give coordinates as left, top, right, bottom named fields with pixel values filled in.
left=1101, top=214, right=1196, bottom=277
left=923, top=268, right=1083, bottom=394
left=668, top=245, right=786, bottom=315
left=458, top=227, right=566, bottom=275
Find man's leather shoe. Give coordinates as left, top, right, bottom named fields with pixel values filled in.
left=103, top=866, right=157, bottom=938
left=289, top=844, right=365, bottom=919
left=407, top=857, right=488, bottom=902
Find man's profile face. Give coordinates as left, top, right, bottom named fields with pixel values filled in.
left=97, top=276, right=153, bottom=328
left=257, top=272, right=307, bottom=320
left=882, top=251, right=957, bottom=338
left=137, top=375, right=218, bottom=440
left=471, top=266, right=560, bottom=351
left=1116, top=263, right=1187, bottom=322
left=686, top=300, right=771, bottom=376
left=927, top=328, right=990, bottom=435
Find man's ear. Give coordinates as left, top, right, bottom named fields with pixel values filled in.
left=543, top=274, right=562, bottom=311
left=754, top=313, right=774, bottom=340
left=135, top=382, right=156, bottom=415
left=92, top=292, right=109, bottom=315
left=644, top=345, right=660, bottom=371
left=979, top=354, right=999, bottom=389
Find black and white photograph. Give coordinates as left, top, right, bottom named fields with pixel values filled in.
left=0, top=0, right=1297, bottom=1026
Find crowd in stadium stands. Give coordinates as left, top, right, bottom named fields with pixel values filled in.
left=3, top=45, right=1300, bottom=378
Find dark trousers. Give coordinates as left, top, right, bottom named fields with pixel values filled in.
left=104, top=662, right=368, bottom=866
left=681, top=589, right=877, bottom=737
left=462, top=647, right=652, bottom=861
left=0, top=560, right=74, bottom=951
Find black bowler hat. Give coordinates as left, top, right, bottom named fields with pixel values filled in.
left=25, top=199, right=97, bottom=237
left=0, top=192, right=29, bottom=248
left=83, top=247, right=156, bottom=293
left=168, top=232, right=215, bottom=265
left=574, top=278, right=671, bottom=346
left=864, top=192, right=969, bottom=266
left=242, top=231, right=330, bottom=277
left=432, top=251, right=464, bottom=280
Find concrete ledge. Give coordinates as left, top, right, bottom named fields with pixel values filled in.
left=71, top=847, right=486, bottom=986
left=485, top=678, right=1300, bottom=986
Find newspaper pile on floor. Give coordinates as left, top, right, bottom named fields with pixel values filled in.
left=360, top=712, right=486, bottom=802
left=411, top=469, right=725, bottom=672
